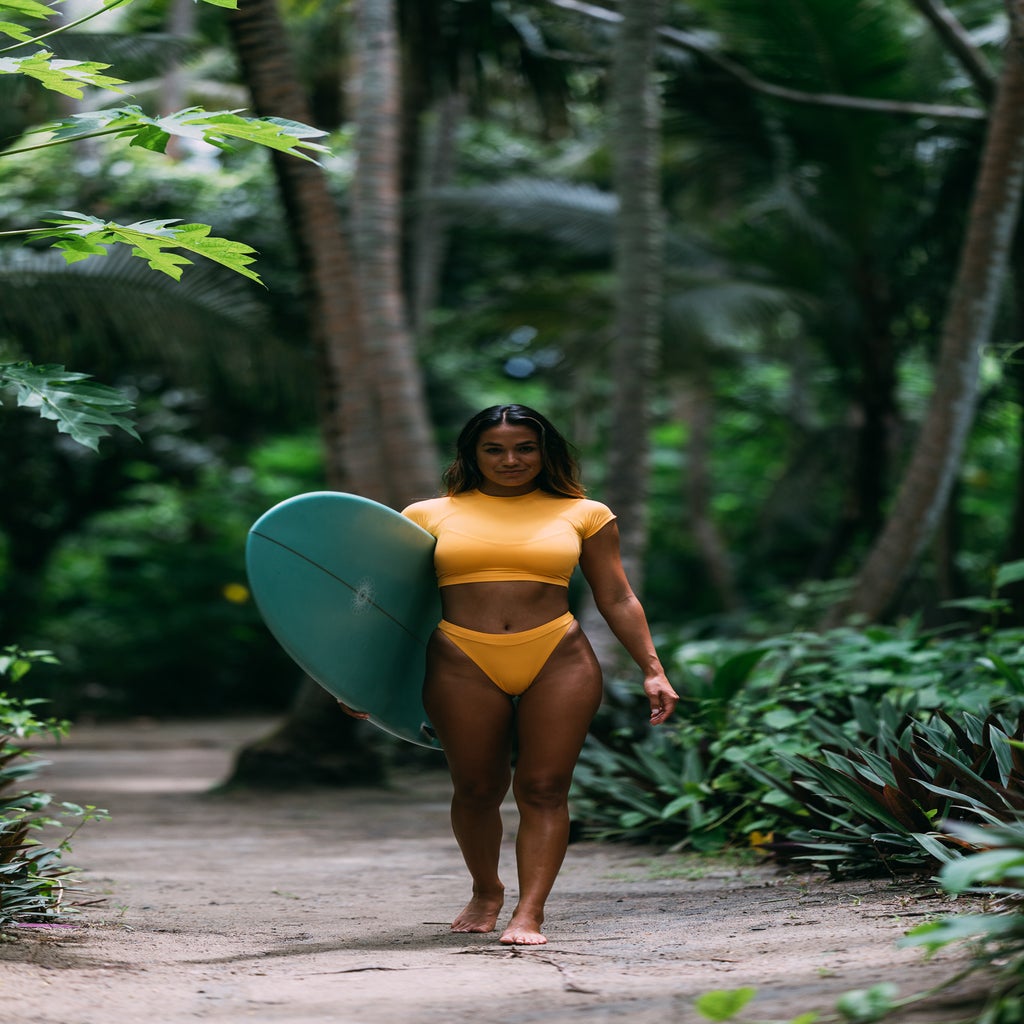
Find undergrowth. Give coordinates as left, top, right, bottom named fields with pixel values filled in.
left=0, top=647, right=108, bottom=928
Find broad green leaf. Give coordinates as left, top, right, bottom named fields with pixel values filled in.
left=899, top=913, right=1023, bottom=952
left=694, top=987, right=757, bottom=1021
left=835, top=983, right=898, bottom=1023
left=0, top=51, right=125, bottom=97
left=24, top=105, right=329, bottom=164
left=0, top=21, right=37, bottom=43
left=995, top=559, right=1024, bottom=590
left=1, top=0, right=58, bottom=18
left=31, top=212, right=262, bottom=283
left=980, top=652, right=1024, bottom=692
left=762, top=707, right=800, bottom=730
left=0, top=0, right=57, bottom=38
left=0, top=362, right=139, bottom=451
left=709, top=648, right=768, bottom=702
left=661, top=793, right=698, bottom=818
left=939, top=849, right=1024, bottom=894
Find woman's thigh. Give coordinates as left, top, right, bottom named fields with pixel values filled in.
left=513, top=624, right=603, bottom=788
left=423, top=631, right=516, bottom=794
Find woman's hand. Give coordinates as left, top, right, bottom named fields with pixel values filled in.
left=337, top=699, right=370, bottom=720
left=644, top=674, right=679, bottom=726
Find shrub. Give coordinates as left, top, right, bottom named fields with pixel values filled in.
left=0, top=647, right=108, bottom=927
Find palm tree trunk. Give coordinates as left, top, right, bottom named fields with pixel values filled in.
left=410, top=94, right=465, bottom=340
left=224, top=0, right=391, bottom=786
left=581, top=0, right=665, bottom=668
left=674, top=381, right=741, bottom=612
left=351, top=0, right=440, bottom=509
left=226, top=0, right=387, bottom=501
left=823, top=0, right=1024, bottom=626
left=604, top=0, right=665, bottom=587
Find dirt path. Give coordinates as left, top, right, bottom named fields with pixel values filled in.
left=2, top=719, right=983, bottom=1023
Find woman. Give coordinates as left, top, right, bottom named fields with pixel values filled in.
left=347, top=404, right=677, bottom=946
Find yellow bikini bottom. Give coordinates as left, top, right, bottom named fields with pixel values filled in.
left=437, top=611, right=575, bottom=696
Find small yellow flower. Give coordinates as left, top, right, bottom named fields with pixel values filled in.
left=222, top=582, right=250, bottom=604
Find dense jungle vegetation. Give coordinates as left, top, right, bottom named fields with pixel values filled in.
left=6, top=1, right=1024, bottom=1016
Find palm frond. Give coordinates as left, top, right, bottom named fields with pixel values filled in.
left=0, top=245, right=299, bottom=402
left=434, top=178, right=617, bottom=254
left=664, top=275, right=803, bottom=344
left=43, top=33, right=195, bottom=80
left=433, top=177, right=708, bottom=264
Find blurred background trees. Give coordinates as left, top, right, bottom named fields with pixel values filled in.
left=3, top=0, right=1023, bottom=778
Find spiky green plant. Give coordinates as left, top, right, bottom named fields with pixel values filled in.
left=747, top=704, right=1024, bottom=877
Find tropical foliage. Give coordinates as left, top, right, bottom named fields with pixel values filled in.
left=5, top=6, right=1024, bottom=1014
left=0, top=647, right=108, bottom=926
left=572, top=595, right=1024, bottom=861
left=0, top=0, right=335, bottom=924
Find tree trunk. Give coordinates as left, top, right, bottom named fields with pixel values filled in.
left=226, top=0, right=386, bottom=501
left=410, top=94, right=465, bottom=341
left=350, top=0, right=440, bottom=509
left=674, top=381, right=741, bottom=612
left=224, top=0, right=390, bottom=786
left=822, top=0, right=1024, bottom=626
left=581, top=0, right=665, bottom=668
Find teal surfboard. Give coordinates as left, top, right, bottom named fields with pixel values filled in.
left=246, top=491, right=442, bottom=749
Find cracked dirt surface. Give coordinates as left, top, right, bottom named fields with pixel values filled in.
left=1, top=718, right=986, bottom=1023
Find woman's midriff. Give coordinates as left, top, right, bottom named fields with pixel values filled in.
left=439, top=581, right=571, bottom=633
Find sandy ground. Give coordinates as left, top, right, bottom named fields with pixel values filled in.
left=0, top=718, right=988, bottom=1024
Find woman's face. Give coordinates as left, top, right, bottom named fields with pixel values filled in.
left=474, top=422, right=543, bottom=496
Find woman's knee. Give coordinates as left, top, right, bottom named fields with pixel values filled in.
left=451, top=771, right=511, bottom=809
left=512, top=772, right=572, bottom=811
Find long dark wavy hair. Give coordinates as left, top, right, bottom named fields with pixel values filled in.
left=442, top=405, right=586, bottom=498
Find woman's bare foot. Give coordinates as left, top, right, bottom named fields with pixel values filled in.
left=499, top=909, right=546, bottom=945
left=451, top=890, right=504, bottom=933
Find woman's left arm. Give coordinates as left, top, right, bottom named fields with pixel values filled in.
left=579, top=521, right=679, bottom=725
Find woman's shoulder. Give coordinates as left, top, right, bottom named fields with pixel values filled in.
left=547, top=491, right=613, bottom=512
left=546, top=493, right=616, bottom=536
left=402, top=493, right=450, bottom=513
left=401, top=494, right=452, bottom=528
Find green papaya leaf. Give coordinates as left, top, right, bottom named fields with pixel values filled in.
left=31, top=212, right=262, bottom=283
left=0, top=51, right=125, bottom=97
left=19, top=105, right=329, bottom=164
left=0, top=361, right=139, bottom=450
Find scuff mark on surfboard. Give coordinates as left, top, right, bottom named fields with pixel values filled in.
left=352, top=578, right=376, bottom=612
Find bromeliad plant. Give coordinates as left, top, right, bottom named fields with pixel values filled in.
left=0, top=647, right=109, bottom=927
left=746, top=702, right=1024, bottom=877
left=571, top=613, right=1024, bottom=852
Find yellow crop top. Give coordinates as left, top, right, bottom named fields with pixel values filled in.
left=401, top=489, right=616, bottom=588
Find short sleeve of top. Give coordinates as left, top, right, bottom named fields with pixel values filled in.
left=402, top=488, right=616, bottom=588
